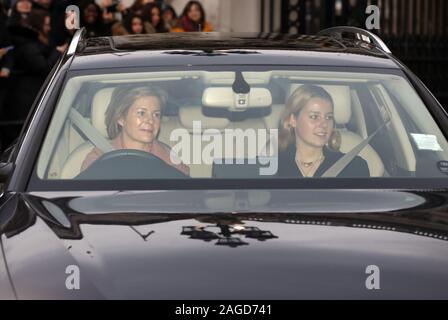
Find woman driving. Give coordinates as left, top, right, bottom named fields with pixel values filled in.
left=81, top=86, right=190, bottom=176
left=277, top=84, right=369, bottom=178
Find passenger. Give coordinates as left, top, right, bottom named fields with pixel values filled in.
left=81, top=86, right=190, bottom=175
left=277, top=84, right=369, bottom=178
left=172, top=0, right=212, bottom=32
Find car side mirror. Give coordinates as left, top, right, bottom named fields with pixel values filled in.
left=0, top=142, right=16, bottom=162
left=0, top=144, right=16, bottom=184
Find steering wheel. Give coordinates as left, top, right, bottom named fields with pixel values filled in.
left=75, top=149, right=189, bottom=180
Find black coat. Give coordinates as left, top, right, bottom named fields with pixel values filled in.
left=0, top=11, right=14, bottom=121
left=0, top=9, right=13, bottom=71
left=9, top=26, right=60, bottom=75
left=6, top=26, right=61, bottom=120
left=277, top=144, right=370, bottom=178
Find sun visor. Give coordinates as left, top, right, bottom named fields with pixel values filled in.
left=202, top=87, right=272, bottom=111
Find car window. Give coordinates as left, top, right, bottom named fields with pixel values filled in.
left=34, top=67, right=448, bottom=183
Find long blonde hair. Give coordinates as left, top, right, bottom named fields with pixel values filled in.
left=278, top=84, right=335, bottom=151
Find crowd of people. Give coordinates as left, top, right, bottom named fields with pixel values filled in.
left=0, top=0, right=212, bottom=146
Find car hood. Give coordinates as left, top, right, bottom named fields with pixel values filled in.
left=1, top=190, right=448, bottom=299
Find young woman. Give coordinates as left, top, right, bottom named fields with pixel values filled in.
left=112, top=13, right=146, bottom=35
left=277, top=84, right=369, bottom=178
left=172, top=1, right=212, bottom=32
left=162, top=5, right=177, bottom=32
left=141, top=3, right=167, bottom=33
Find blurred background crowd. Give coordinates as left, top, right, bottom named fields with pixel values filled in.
left=0, top=0, right=213, bottom=147
left=0, top=0, right=447, bottom=152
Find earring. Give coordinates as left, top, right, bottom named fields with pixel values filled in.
left=327, top=130, right=341, bottom=151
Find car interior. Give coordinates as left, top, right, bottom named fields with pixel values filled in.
left=36, top=69, right=448, bottom=180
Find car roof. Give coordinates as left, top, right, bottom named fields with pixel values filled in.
left=69, top=32, right=400, bottom=70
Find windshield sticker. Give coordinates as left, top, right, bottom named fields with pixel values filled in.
left=410, top=133, right=443, bottom=151
left=437, top=161, right=448, bottom=175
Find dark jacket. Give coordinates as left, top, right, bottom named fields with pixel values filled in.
left=6, top=25, right=61, bottom=120
left=0, top=9, right=13, bottom=72
left=277, top=145, right=370, bottom=178
left=9, top=25, right=60, bottom=75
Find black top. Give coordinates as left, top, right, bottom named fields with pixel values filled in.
left=277, top=145, right=370, bottom=178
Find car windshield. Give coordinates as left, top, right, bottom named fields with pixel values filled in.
left=34, top=66, right=448, bottom=184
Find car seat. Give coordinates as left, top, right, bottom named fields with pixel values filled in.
left=266, top=84, right=384, bottom=177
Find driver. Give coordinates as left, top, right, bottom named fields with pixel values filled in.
left=81, top=86, right=190, bottom=176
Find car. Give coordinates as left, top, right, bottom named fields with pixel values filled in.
left=1, top=27, right=448, bottom=299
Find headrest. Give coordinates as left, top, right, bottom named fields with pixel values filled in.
left=179, top=106, right=229, bottom=131
left=91, top=87, right=114, bottom=138
left=289, top=84, right=352, bottom=125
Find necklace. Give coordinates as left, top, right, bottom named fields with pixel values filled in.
left=295, top=154, right=324, bottom=177
left=300, top=158, right=319, bottom=167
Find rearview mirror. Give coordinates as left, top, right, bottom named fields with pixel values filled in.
left=202, top=87, right=272, bottom=111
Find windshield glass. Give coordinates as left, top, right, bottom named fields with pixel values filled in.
left=34, top=66, right=448, bottom=184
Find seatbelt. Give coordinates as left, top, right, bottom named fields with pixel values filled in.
left=321, top=121, right=388, bottom=178
left=68, top=109, right=114, bottom=153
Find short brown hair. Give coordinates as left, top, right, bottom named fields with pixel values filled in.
left=105, top=86, right=167, bottom=139
left=278, top=84, right=334, bottom=151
